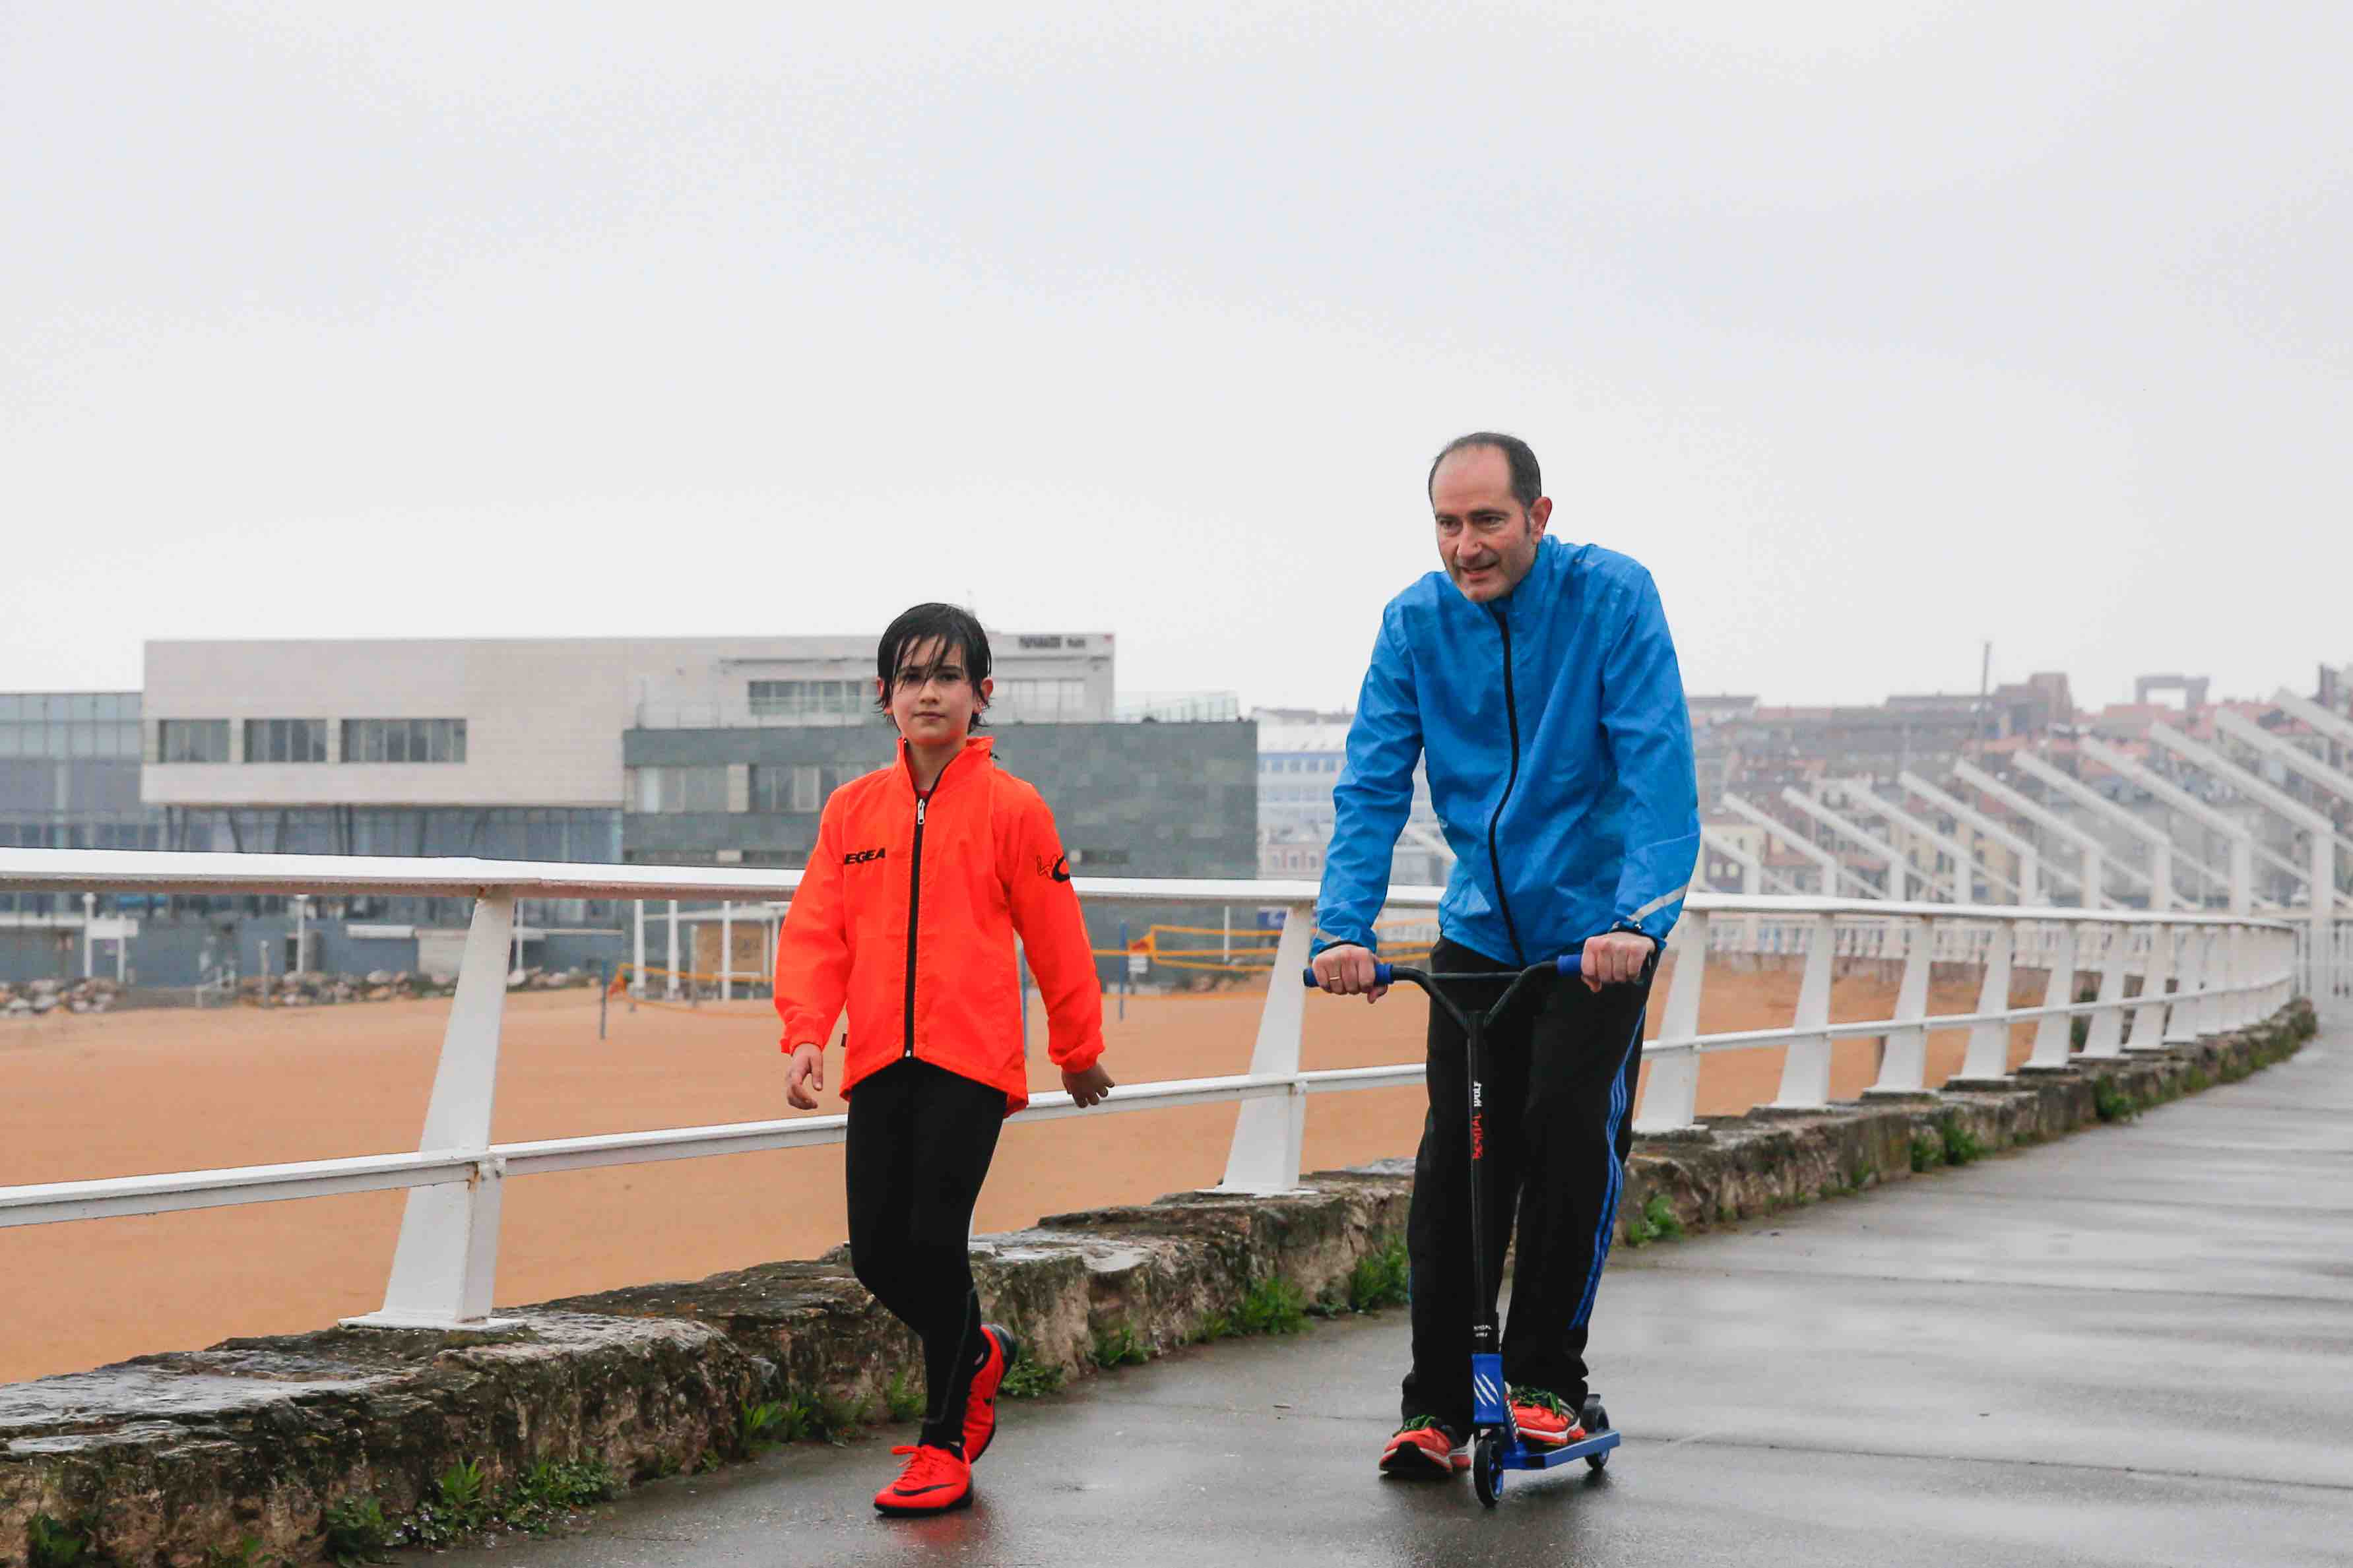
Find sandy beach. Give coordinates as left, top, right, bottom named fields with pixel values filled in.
left=0, top=961, right=2038, bottom=1383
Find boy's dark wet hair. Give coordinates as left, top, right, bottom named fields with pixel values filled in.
left=874, top=603, right=992, bottom=729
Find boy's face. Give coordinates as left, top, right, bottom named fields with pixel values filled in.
left=881, top=635, right=990, bottom=747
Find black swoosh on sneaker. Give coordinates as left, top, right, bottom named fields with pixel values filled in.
left=893, top=1482, right=958, bottom=1497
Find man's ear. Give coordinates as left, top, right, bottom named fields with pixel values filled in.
left=977, top=677, right=994, bottom=710
left=1528, top=495, right=1553, bottom=539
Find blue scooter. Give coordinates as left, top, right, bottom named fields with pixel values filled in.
left=1305, top=948, right=1623, bottom=1506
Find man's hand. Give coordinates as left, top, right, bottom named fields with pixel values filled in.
left=785, top=1042, right=825, bottom=1110
left=1062, top=1061, right=1116, bottom=1108
left=1580, top=931, right=1656, bottom=992
left=1310, top=942, right=1389, bottom=1003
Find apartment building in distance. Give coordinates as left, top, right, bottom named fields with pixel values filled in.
left=18, top=631, right=1250, bottom=987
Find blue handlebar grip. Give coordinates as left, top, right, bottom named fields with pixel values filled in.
left=1300, top=962, right=1396, bottom=988
left=1555, top=952, right=1581, bottom=977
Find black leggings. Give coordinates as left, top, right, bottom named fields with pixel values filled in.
left=1401, top=938, right=1654, bottom=1435
left=845, top=1057, right=1006, bottom=1451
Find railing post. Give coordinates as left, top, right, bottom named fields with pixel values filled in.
left=2022, top=920, right=2081, bottom=1072
left=1221, top=902, right=1315, bottom=1193
left=2213, top=927, right=2242, bottom=1031
left=1770, top=912, right=1838, bottom=1110
left=1957, top=917, right=2018, bottom=1081
left=1866, top=916, right=1933, bottom=1096
left=631, top=898, right=646, bottom=998
left=2165, top=927, right=2210, bottom=1044
left=1633, top=911, right=1708, bottom=1134
left=2308, top=838, right=2333, bottom=1000
left=720, top=902, right=734, bottom=1001
left=2230, top=921, right=2249, bottom=1029
left=2249, top=927, right=2271, bottom=1024
left=2243, top=927, right=2264, bottom=1024
left=2123, top=923, right=2171, bottom=1052
left=2075, top=922, right=2125, bottom=1058
left=346, top=891, right=517, bottom=1329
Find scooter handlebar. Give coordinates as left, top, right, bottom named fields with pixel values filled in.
left=1300, top=960, right=1393, bottom=989
left=1302, top=943, right=1588, bottom=991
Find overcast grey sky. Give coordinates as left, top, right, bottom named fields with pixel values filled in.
left=5, top=2, right=2346, bottom=711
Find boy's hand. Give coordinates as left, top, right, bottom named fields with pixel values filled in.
left=1062, top=1061, right=1115, bottom=1108
left=785, top=1043, right=825, bottom=1110
left=1580, top=931, right=1656, bottom=992
left=1310, top=943, right=1389, bottom=1003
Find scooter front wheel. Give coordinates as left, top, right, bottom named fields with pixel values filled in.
left=1472, top=1431, right=1506, bottom=1507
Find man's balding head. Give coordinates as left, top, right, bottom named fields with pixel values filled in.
left=1428, top=433, right=1550, bottom=603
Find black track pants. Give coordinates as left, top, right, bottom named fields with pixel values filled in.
left=845, top=1058, right=1005, bottom=1451
left=1400, top=937, right=1654, bottom=1435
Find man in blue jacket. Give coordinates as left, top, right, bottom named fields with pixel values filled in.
left=1309, top=431, right=1699, bottom=1479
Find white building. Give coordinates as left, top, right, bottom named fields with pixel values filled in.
left=141, top=632, right=1114, bottom=841
left=1254, top=710, right=1447, bottom=885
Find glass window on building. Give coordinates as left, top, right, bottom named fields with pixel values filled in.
left=244, top=718, right=328, bottom=763
left=160, top=719, right=232, bottom=763
left=678, top=766, right=728, bottom=813
left=626, top=765, right=727, bottom=813
left=750, top=679, right=869, bottom=720
left=995, top=677, right=1087, bottom=722
left=629, top=766, right=675, bottom=813
left=748, top=765, right=789, bottom=812
left=2, top=694, right=144, bottom=761
left=791, top=765, right=822, bottom=811
left=343, top=718, right=467, bottom=764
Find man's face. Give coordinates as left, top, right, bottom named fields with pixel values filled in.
left=879, top=636, right=990, bottom=747
left=1431, top=445, right=1550, bottom=604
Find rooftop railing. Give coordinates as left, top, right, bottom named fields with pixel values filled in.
left=0, top=848, right=2306, bottom=1340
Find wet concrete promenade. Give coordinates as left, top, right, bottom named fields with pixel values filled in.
left=418, top=1020, right=2353, bottom=1567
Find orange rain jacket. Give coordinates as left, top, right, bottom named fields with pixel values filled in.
left=773, top=736, right=1105, bottom=1115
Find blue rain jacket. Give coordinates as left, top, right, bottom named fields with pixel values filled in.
left=1316, top=536, right=1700, bottom=965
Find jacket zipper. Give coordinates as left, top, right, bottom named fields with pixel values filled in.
left=902, top=750, right=959, bottom=1061
left=1485, top=608, right=1529, bottom=965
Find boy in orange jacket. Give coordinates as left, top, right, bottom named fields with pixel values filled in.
left=775, top=602, right=1113, bottom=1517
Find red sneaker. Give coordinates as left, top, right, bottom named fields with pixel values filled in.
left=963, top=1324, right=1019, bottom=1464
left=874, top=1443, right=972, bottom=1516
left=1378, top=1418, right=1467, bottom=1478
left=1508, top=1387, right=1586, bottom=1448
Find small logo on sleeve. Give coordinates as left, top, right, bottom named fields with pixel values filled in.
left=1036, top=852, right=1071, bottom=882
left=843, top=846, right=889, bottom=866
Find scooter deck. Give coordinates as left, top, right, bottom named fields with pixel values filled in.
left=1500, top=1428, right=1621, bottom=1471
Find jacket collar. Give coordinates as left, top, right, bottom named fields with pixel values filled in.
left=1469, top=532, right=1570, bottom=631
left=895, top=733, right=994, bottom=796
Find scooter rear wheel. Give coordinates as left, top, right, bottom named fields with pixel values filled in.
left=1473, top=1431, right=1506, bottom=1507
left=1582, top=1395, right=1611, bottom=1472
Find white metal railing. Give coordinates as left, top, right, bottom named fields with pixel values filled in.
left=0, top=848, right=2309, bottom=1336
